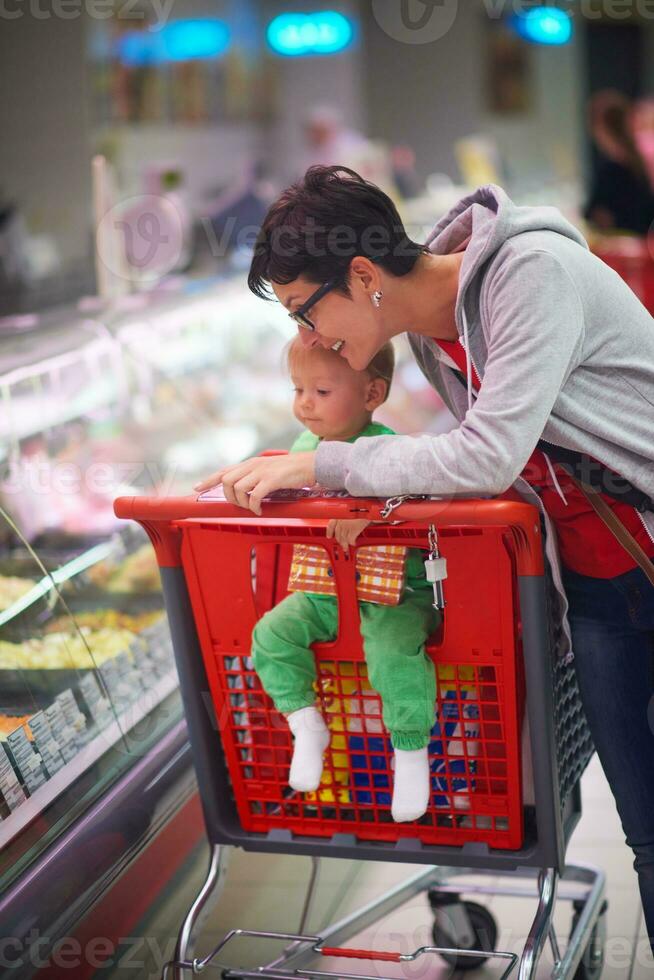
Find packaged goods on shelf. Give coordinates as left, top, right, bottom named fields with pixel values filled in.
left=0, top=627, right=137, bottom=670
left=84, top=542, right=160, bottom=593
left=0, top=714, right=31, bottom=741
left=0, top=575, right=37, bottom=611
left=43, top=609, right=161, bottom=635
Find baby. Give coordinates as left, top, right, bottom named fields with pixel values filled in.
left=251, top=337, right=440, bottom=822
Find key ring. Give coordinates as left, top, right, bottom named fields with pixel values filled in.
left=379, top=494, right=430, bottom=519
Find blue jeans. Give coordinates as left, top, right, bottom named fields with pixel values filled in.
left=562, top=564, right=654, bottom=947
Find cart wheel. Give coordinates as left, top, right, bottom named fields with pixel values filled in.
left=431, top=900, right=498, bottom=971
left=570, top=900, right=607, bottom=980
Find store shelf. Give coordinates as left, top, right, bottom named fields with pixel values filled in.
left=0, top=713, right=196, bottom=974
left=0, top=330, right=127, bottom=444
left=0, top=669, right=179, bottom=849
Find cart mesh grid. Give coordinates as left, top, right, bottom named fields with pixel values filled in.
left=552, top=648, right=594, bottom=813
left=181, top=519, right=526, bottom=850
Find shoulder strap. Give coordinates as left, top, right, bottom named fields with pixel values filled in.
left=570, top=476, right=654, bottom=588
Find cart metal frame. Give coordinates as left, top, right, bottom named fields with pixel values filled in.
left=164, top=850, right=605, bottom=980
left=113, top=494, right=605, bottom=980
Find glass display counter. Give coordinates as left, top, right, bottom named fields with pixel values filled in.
left=0, top=278, right=297, bottom=973
left=0, top=516, right=178, bottom=888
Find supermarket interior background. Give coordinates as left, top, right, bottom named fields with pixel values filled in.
left=2, top=1, right=654, bottom=978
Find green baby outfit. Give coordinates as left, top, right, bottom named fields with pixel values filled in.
left=251, top=422, right=439, bottom=750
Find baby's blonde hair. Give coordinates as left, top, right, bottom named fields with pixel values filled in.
left=285, top=336, right=395, bottom=404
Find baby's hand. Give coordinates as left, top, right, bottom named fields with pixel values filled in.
left=326, top=519, right=371, bottom=553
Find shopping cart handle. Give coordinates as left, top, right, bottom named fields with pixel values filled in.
left=113, top=494, right=544, bottom=575
left=319, top=946, right=402, bottom=962
left=115, top=493, right=534, bottom=527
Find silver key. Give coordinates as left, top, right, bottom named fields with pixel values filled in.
left=424, top=556, right=447, bottom=583
left=425, top=524, right=447, bottom=609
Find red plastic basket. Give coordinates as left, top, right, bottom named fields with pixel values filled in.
left=168, top=502, right=528, bottom=850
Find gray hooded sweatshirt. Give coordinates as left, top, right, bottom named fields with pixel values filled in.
left=314, top=184, right=654, bottom=659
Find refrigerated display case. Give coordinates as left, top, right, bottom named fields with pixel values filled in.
left=0, top=513, right=179, bottom=864
left=0, top=276, right=451, bottom=976
left=0, top=278, right=298, bottom=977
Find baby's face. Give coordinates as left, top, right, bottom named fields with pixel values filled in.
left=291, top=352, right=373, bottom=441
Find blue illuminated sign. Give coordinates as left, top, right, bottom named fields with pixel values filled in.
left=161, top=20, right=230, bottom=61
left=513, top=7, right=572, bottom=45
left=267, top=11, right=354, bottom=56
left=117, top=19, right=230, bottom=65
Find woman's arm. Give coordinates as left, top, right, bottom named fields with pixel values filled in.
left=314, top=249, right=585, bottom=499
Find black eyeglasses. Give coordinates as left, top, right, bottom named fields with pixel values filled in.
left=289, top=278, right=338, bottom=332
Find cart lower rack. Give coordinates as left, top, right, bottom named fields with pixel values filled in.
left=114, top=491, right=605, bottom=980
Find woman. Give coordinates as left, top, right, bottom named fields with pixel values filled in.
left=196, top=166, right=654, bottom=945
left=585, top=89, right=654, bottom=235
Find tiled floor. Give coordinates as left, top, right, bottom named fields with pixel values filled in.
left=106, top=755, right=653, bottom=979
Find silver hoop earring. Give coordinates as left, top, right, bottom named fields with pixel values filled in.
left=372, top=290, right=383, bottom=308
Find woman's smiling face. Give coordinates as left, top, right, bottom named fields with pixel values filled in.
left=272, top=265, right=387, bottom=372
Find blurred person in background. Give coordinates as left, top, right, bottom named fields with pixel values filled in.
left=297, top=105, right=368, bottom=178
left=0, top=197, right=31, bottom=288
left=632, top=95, right=654, bottom=189
left=390, top=144, right=422, bottom=200
left=584, top=89, right=654, bottom=235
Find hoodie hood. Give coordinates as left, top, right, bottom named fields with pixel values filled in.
left=425, top=183, right=587, bottom=261
left=423, top=184, right=589, bottom=409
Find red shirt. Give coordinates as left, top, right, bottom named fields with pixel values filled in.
left=437, top=339, right=654, bottom=578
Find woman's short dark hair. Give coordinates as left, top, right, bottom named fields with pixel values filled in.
left=248, top=165, right=428, bottom=300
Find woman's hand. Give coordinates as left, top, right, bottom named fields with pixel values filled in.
left=326, top=518, right=371, bottom=554
left=193, top=451, right=316, bottom=515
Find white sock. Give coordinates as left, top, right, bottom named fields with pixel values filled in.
left=287, top=706, right=330, bottom=792
left=391, top=747, right=430, bottom=822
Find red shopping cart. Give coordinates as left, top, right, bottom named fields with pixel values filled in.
left=593, top=238, right=654, bottom=313
left=114, top=486, right=606, bottom=980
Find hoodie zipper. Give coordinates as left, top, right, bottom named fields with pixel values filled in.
left=457, top=333, right=480, bottom=377
left=459, top=332, right=481, bottom=408
left=636, top=508, right=654, bottom=546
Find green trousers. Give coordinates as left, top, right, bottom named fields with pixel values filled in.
left=251, top=588, right=439, bottom=750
